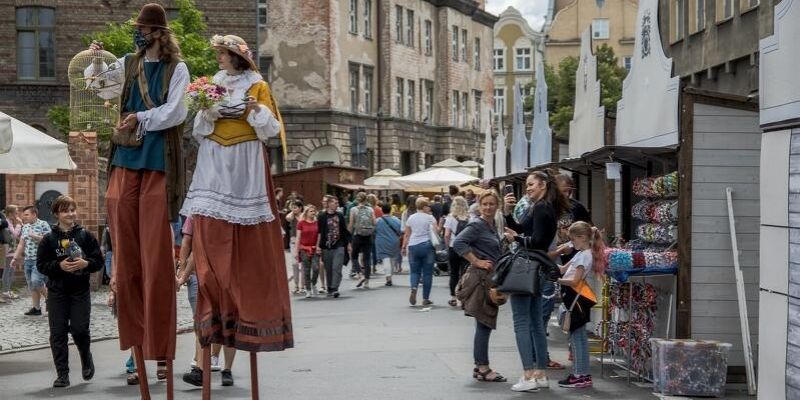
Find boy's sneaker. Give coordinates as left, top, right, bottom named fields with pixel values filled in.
left=221, top=369, right=234, bottom=386
left=24, top=307, right=41, bottom=316
left=210, top=355, right=222, bottom=372
left=510, top=376, right=539, bottom=392
left=53, top=374, right=70, bottom=388
left=558, top=374, right=593, bottom=388
left=182, top=367, right=203, bottom=386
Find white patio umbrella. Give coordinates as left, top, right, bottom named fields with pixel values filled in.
left=0, top=112, right=75, bottom=174
left=363, top=168, right=401, bottom=187
left=389, top=167, right=476, bottom=192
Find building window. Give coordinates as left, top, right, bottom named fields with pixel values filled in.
left=474, top=38, right=481, bottom=70
left=515, top=48, right=532, bottom=71
left=16, top=7, right=55, bottom=80
left=259, top=56, right=273, bottom=82
left=407, top=80, right=415, bottom=121
left=395, top=5, right=403, bottom=43
left=452, top=91, right=459, bottom=127
left=741, top=0, right=759, bottom=10
left=396, top=78, right=405, bottom=118
left=690, top=0, right=706, bottom=33
left=493, top=48, right=505, bottom=71
left=363, top=67, right=373, bottom=114
left=406, top=9, right=414, bottom=48
left=258, top=0, right=267, bottom=27
left=363, top=0, right=372, bottom=38
left=401, top=151, right=417, bottom=175
left=452, top=26, right=459, bottom=62
left=349, top=0, right=358, bottom=34
left=424, top=20, right=432, bottom=55
left=424, top=80, right=433, bottom=123
left=461, top=29, right=468, bottom=62
left=473, top=90, right=482, bottom=129
left=494, top=88, right=505, bottom=117
left=717, top=0, right=734, bottom=20
left=592, top=19, right=609, bottom=39
left=671, top=0, right=685, bottom=41
left=166, top=8, right=180, bottom=21
left=349, top=64, right=360, bottom=113
left=461, top=92, right=468, bottom=128
left=623, top=56, right=632, bottom=70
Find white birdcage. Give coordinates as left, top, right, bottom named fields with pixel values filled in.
left=67, top=49, right=124, bottom=139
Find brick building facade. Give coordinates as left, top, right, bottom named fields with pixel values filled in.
left=258, top=0, right=497, bottom=175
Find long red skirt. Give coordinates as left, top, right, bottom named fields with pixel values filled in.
left=191, top=156, right=293, bottom=352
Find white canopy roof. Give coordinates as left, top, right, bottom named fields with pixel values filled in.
left=363, top=168, right=401, bottom=187
left=431, top=158, right=464, bottom=168
left=0, top=112, right=76, bottom=174
left=389, top=168, right=476, bottom=191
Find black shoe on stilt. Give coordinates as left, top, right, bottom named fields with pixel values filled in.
left=182, top=367, right=203, bottom=387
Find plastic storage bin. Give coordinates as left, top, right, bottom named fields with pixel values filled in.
left=650, top=339, right=731, bottom=397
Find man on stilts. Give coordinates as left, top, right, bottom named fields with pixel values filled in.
left=86, top=3, right=189, bottom=399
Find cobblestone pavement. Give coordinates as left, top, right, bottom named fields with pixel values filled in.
left=0, top=286, right=195, bottom=354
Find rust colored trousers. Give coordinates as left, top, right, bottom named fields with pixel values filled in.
left=107, top=168, right=176, bottom=360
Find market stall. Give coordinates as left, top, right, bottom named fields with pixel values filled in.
left=0, top=111, right=76, bottom=174
left=273, top=165, right=367, bottom=205
left=388, top=167, right=476, bottom=193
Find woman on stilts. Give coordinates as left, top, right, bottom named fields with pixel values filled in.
left=180, top=34, right=294, bottom=398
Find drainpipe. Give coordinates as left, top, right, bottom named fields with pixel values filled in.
left=376, top=0, right=384, bottom=171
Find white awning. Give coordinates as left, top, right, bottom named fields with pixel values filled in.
left=389, top=168, right=476, bottom=191
left=0, top=112, right=76, bottom=174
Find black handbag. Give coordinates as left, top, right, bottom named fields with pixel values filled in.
left=492, top=247, right=558, bottom=296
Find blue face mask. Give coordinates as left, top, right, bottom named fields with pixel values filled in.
left=133, top=29, right=151, bottom=49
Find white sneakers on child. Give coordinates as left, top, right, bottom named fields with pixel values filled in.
left=511, top=376, right=549, bottom=392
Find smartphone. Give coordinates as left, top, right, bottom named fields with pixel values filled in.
left=504, top=184, right=514, bottom=195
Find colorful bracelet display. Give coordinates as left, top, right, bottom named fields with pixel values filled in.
left=605, top=248, right=678, bottom=282
left=632, top=200, right=678, bottom=225
left=607, top=282, right=659, bottom=374
left=635, top=223, right=678, bottom=244
left=633, top=171, right=679, bottom=198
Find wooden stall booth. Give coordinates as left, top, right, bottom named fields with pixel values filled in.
left=272, top=165, right=367, bottom=207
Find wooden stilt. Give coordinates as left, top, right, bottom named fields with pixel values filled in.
left=250, top=352, right=259, bottom=400
left=133, top=346, right=151, bottom=400
left=202, top=346, right=212, bottom=400
left=166, top=359, right=174, bottom=400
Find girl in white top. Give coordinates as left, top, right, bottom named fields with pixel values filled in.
left=401, top=197, right=437, bottom=306
left=555, top=221, right=607, bottom=389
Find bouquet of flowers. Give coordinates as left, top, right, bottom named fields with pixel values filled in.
left=185, top=76, right=227, bottom=112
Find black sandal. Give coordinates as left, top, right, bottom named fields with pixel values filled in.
left=448, top=299, right=458, bottom=307
left=156, top=361, right=167, bottom=380
left=127, top=372, right=139, bottom=385
left=474, top=368, right=507, bottom=382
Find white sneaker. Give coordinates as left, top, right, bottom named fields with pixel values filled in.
left=210, top=355, right=222, bottom=372
left=305, top=291, right=312, bottom=298
left=190, top=358, right=197, bottom=368
left=511, top=376, right=539, bottom=392
left=535, top=376, right=549, bottom=388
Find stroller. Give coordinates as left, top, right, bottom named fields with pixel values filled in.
left=431, top=228, right=449, bottom=276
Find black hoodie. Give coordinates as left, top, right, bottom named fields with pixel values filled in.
left=37, top=224, right=104, bottom=292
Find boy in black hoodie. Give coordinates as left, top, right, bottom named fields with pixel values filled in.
left=36, top=195, right=103, bottom=388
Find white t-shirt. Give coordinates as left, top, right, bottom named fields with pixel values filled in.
left=564, top=249, right=593, bottom=280
left=443, top=216, right=468, bottom=248
left=405, top=212, right=437, bottom=247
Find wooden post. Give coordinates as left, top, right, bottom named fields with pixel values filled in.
left=202, top=347, right=211, bottom=400
left=676, top=90, right=694, bottom=339
left=166, top=359, right=174, bottom=400
left=133, top=346, right=151, bottom=400
left=250, top=352, right=260, bottom=400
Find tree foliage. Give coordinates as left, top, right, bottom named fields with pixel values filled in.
left=48, top=0, right=216, bottom=138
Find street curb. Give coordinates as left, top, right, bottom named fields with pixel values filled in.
left=0, top=327, right=195, bottom=356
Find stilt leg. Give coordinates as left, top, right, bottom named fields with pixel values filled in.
left=133, top=346, right=151, bottom=400
left=250, top=352, right=259, bottom=400
left=202, top=346, right=212, bottom=400
left=166, top=359, right=174, bottom=400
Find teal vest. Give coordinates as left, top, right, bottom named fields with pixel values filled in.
left=112, top=60, right=168, bottom=171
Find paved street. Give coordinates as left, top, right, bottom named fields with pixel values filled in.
left=0, top=267, right=752, bottom=400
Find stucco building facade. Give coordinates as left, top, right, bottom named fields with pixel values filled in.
left=543, top=0, right=638, bottom=70
left=258, top=0, right=497, bottom=174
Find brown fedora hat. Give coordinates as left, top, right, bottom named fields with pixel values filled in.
left=134, top=3, right=169, bottom=30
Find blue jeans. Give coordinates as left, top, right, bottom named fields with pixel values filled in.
left=24, top=259, right=46, bottom=290
left=510, top=294, right=549, bottom=370
left=104, top=251, right=113, bottom=279
left=474, top=320, right=492, bottom=365
left=408, top=242, right=434, bottom=300
left=187, top=274, right=198, bottom=315
left=570, top=324, right=590, bottom=375
left=126, top=353, right=136, bottom=373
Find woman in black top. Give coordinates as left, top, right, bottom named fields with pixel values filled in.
left=501, top=170, right=569, bottom=392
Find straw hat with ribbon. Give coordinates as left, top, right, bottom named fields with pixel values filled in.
left=210, top=35, right=258, bottom=71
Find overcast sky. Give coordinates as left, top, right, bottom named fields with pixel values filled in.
left=485, top=0, right=549, bottom=31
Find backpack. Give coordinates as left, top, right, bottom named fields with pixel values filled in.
left=354, top=206, right=375, bottom=236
